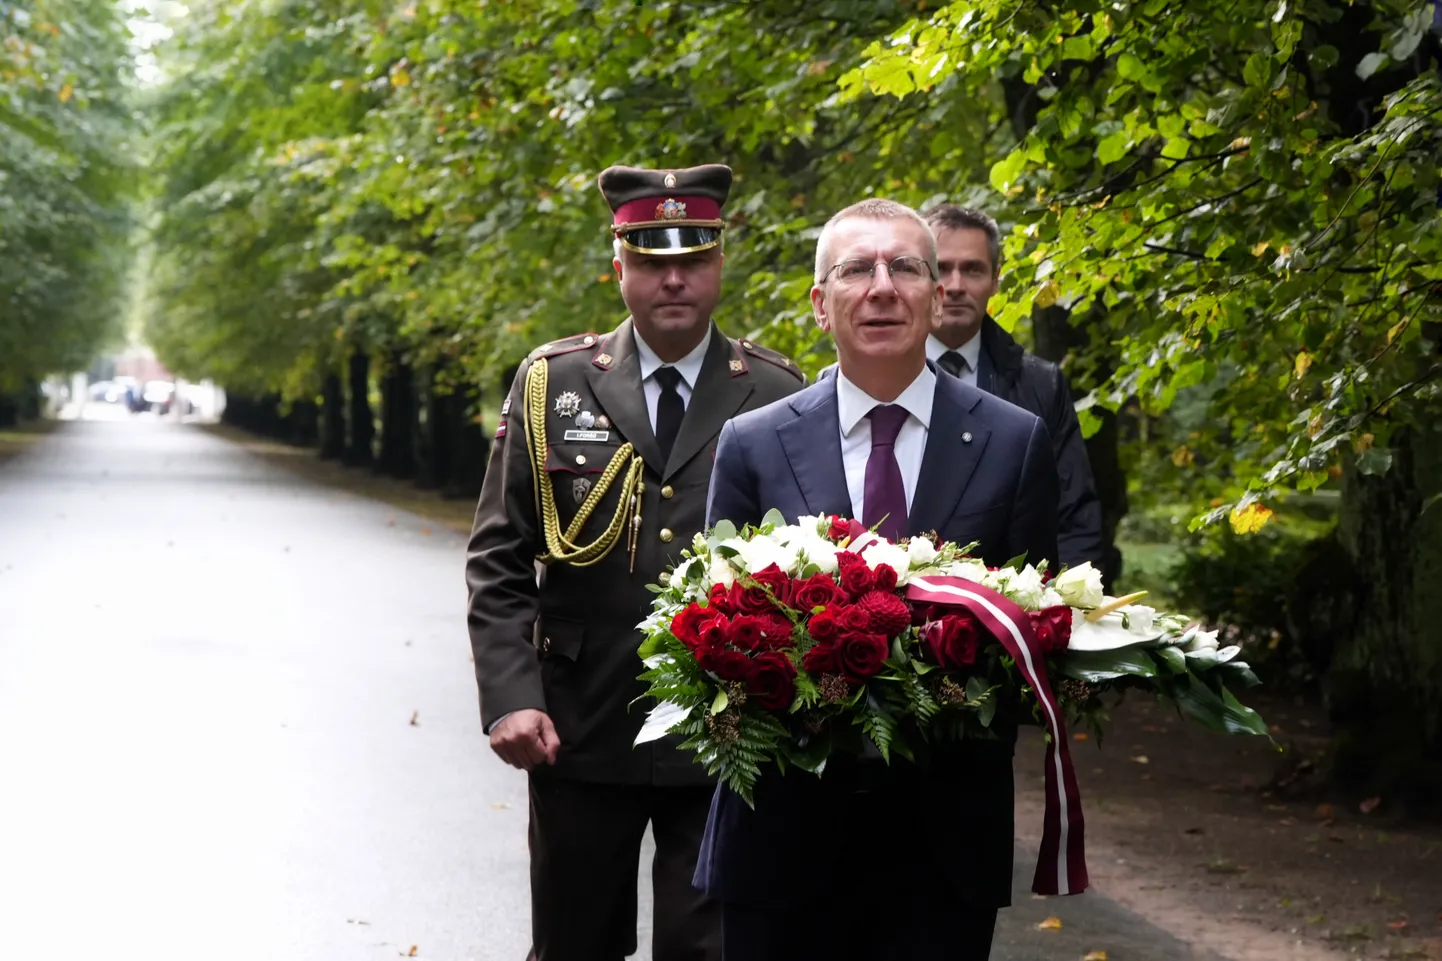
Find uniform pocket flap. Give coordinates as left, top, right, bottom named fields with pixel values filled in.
left=545, top=444, right=619, bottom=475
left=537, top=616, right=584, bottom=661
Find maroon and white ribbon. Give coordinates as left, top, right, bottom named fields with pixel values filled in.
left=906, top=574, right=1089, bottom=896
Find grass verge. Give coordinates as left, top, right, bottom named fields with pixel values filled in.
left=200, top=423, right=478, bottom=535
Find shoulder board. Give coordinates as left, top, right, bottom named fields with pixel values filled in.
left=736, top=338, right=805, bottom=382
left=527, top=333, right=600, bottom=363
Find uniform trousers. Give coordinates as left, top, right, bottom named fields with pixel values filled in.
left=528, top=775, right=721, bottom=961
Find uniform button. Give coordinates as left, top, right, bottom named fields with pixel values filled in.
left=661, top=485, right=675, bottom=499
left=541, top=637, right=553, bottom=654
left=659, top=528, right=674, bottom=543
left=575, top=454, right=587, bottom=465
left=583, top=335, right=596, bottom=346
left=659, top=572, right=671, bottom=586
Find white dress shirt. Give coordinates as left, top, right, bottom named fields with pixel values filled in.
left=927, top=333, right=981, bottom=387
left=834, top=366, right=936, bottom=523
left=634, top=325, right=711, bottom=430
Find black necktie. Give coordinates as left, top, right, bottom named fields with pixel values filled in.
left=938, top=350, right=968, bottom=378
left=654, top=366, right=685, bottom=461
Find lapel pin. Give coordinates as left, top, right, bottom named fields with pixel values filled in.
left=728, top=359, right=744, bottom=373
left=595, top=352, right=613, bottom=367
left=962, top=431, right=973, bottom=443
left=575, top=410, right=596, bottom=429
left=595, top=414, right=610, bottom=430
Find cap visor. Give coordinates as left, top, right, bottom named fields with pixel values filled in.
left=619, top=226, right=721, bottom=255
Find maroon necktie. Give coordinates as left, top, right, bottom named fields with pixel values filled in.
left=863, top=405, right=909, bottom=540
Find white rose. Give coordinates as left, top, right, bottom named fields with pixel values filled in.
left=796, top=535, right=840, bottom=574
left=1040, top=586, right=1067, bottom=609
left=941, top=558, right=989, bottom=583
left=906, top=536, right=938, bottom=568
left=1055, top=562, right=1104, bottom=609
left=1184, top=627, right=1220, bottom=652
left=708, top=555, right=736, bottom=590
left=733, top=535, right=795, bottom=576
left=692, top=531, right=707, bottom=552
left=986, top=565, right=1044, bottom=610
left=1124, top=604, right=1156, bottom=636
left=861, top=541, right=913, bottom=585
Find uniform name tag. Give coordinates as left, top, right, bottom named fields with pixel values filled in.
left=563, top=430, right=611, bottom=443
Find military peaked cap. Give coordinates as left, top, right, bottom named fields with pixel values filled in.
left=597, top=164, right=732, bottom=255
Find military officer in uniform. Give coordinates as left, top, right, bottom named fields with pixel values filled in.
left=465, top=163, right=805, bottom=961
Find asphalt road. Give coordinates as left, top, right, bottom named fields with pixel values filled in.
left=0, top=414, right=1226, bottom=961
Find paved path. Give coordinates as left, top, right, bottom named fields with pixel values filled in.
left=0, top=416, right=1226, bottom=960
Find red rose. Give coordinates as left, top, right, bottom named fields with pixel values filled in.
left=711, top=649, right=753, bottom=682
left=729, top=614, right=766, bottom=651
left=802, top=642, right=840, bottom=674
left=697, top=614, right=732, bottom=654
left=807, top=608, right=841, bottom=641
left=790, top=572, right=844, bottom=612
left=1031, top=605, right=1073, bottom=657
left=872, top=564, right=899, bottom=593
left=910, top=602, right=938, bottom=627
left=709, top=583, right=741, bottom=615
left=756, top=614, right=795, bottom=650
left=836, top=552, right=875, bottom=596
left=827, top=516, right=852, bottom=540
left=856, top=590, right=911, bottom=636
left=921, top=612, right=983, bottom=670
left=747, top=651, right=797, bottom=710
left=738, top=563, right=791, bottom=614
left=835, top=604, right=872, bottom=634
left=838, top=632, right=891, bottom=681
left=670, top=603, right=713, bottom=647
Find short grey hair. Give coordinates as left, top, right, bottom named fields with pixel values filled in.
left=920, top=203, right=1001, bottom=276
left=813, top=198, right=938, bottom=285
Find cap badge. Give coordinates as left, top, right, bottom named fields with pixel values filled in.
left=553, top=391, right=583, bottom=418
left=663, top=173, right=677, bottom=188
left=655, top=198, right=688, bottom=220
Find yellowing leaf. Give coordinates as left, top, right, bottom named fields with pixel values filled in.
left=1034, top=279, right=1061, bottom=308
left=1229, top=503, right=1274, bottom=535
left=1251, top=241, right=1271, bottom=257
left=1083, top=953, right=1109, bottom=961
left=58, top=82, right=73, bottom=102
left=1294, top=350, right=1312, bottom=378
left=1171, top=445, right=1195, bottom=467
left=1387, top=318, right=1408, bottom=344
left=1038, top=916, right=1064, bottom=930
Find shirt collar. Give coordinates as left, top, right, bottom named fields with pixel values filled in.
left=835, top=364, right=936, bottom=437
left=633, top=323, right=713, bottom=389
left=926, top=332, right=982, bottom=373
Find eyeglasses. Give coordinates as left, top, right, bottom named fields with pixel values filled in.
left=823, top=256, right=936, bottom=286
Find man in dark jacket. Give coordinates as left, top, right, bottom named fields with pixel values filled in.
left=920, top=204, right=1104, bottom=573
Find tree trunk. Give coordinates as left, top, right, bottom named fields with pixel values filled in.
left=414, top=368, right=450, bottom=490
left=0, top=393, right=18, bottom=428
left=377, top=351, right=416, bottom=479
left=345, top=350, right=374, bottom=467
left=319, top=370, right=345, bottom=460
left=1327, top=425, right=1442, bottom=808
left=443, top=383, right=490, bottom=502
left=1032, top=304, right=1128, bottom=588
left=285, top=399, right=319, bottom=447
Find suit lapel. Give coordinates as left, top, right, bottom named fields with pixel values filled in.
left=909, top=375, right=990, bottom=536
left=664, top=327, right=754, bottom=481
left=776, top=382, right=853, bottom=519
left=583, top=319, right=666, bottom=475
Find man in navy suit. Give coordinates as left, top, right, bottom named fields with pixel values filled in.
left=697, top=198, right=1059, bottom=960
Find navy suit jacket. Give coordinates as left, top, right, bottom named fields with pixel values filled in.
left=696, top=365, right=1060, bottom=909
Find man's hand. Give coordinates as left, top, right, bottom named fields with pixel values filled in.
left=489, top=709, right=561, bottom=771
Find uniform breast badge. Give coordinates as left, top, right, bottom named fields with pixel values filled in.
left=575, top=410, right=596, bottom=429
left=553, top=391, right=583, bottom=418
left=572, top=476, right=592, bottom=504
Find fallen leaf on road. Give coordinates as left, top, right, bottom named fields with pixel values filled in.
left=491, top=802, right=510, bottom=810
left=1279, top=817, right=1297, bottom=826
left=422, top=528, right=432, bottom=536
left=1316, top=803, right=1336, bottom=820
left=407, top=948, right=418, bottom=958
left=1038, top=917, right=1063, bottom=931
left=1183, top=827, right=1204, bottom=835
left=1387, top=919, right=1409, bottom=930
left=409, top=711, right=419, bottom=726
left=386, top=517, right=396, bottom=527
left=1073, top=732, right=1089, bottom=742
left=1129, top=755, right=1149, bottom=765
left=1360, top=796, right=1382, bottom=814
left=1083, top=953, right=1108, bottom=961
